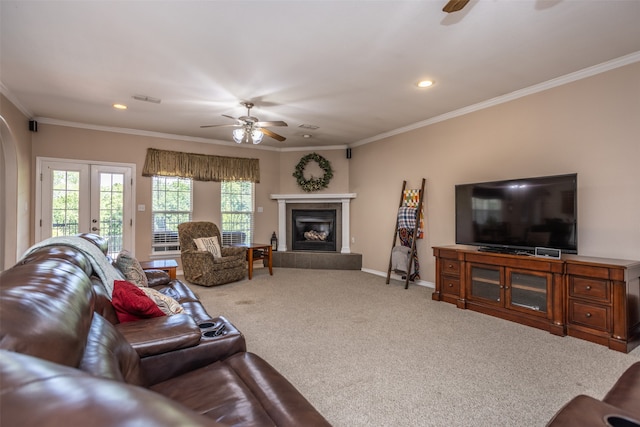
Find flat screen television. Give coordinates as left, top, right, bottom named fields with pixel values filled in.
left=455, top=174, right=577, bottom=254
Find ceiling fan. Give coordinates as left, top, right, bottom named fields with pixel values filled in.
left=200, top=102, right=287, bottom=144
left=443, top=0, right=470, bottom=13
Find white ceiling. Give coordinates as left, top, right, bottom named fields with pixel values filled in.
left=2, top=1, right=639, bottom=149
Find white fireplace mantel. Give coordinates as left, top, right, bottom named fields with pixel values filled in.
left=270, top=193, right=357, bottom=253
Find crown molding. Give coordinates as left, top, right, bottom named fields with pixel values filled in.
left=0, top=82, right=33, bottom=118
left=350, top=51, right=640, bottom=148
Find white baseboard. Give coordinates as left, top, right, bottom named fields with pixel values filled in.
left=361, top=268, right=434, bottom=289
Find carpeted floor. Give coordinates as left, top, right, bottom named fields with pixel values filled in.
left=189, top=268, right=640, bottom=427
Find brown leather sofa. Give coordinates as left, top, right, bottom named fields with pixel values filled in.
left=0, top=235, right=331, bottom=426
left=546, top=362, right=640, bottom=426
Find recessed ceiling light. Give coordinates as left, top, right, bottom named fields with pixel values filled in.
left=303, top=134, right=312, bottom=138
left=417, top=80, right=434, bottom=88
left=113, top=103, right=128, bottom=110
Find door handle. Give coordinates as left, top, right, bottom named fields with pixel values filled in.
left=92, top=227, right=99, bottom=232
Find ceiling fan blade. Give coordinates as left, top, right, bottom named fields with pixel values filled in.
left=222, top=114, right=239, bottom=121
left=200, top=123, right=241, bottom=129
left=443, top=0, right=469, bottom=13
left=255, top=120, right=288, bottom=127
left=260, top=128, right=286, bottom=142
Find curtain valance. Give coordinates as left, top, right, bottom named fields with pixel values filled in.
left=142, top=148, right=260, bottom=183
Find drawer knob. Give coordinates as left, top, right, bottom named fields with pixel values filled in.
left=448, top=264, right=453, bottom=268
left=448, top=283, right=453, bottom=287
left=585, top=312, right=592, bottom=318
left=585, top=285, right=592, bottom=291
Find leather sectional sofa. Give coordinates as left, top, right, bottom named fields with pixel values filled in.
left=546, top=361, right=640, bottom=426
left=0, top=234, right=330, bottom=426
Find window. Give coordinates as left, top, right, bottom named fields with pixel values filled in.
left=152, top=176, right=192, bottom=253
left=221, top=181, right=254, bottom=246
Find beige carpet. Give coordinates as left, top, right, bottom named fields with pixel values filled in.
left=190, top=268, right=640, bottom=427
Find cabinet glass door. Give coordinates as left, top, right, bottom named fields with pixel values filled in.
left=469, top=265, right=502, bottom=305
left=507, top=269, right=549, bottom=315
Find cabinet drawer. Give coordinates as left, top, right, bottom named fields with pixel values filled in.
left=568, top=300, right=610, bottom=332
left=569, top=276, right=610, bottom=302
left=439, top=259, right=460, bottom=276
left=441, top=277, right=460, bottom=296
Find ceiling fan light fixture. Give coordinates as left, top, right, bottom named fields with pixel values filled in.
left=232, top=127, right=264, bottom=144
left=232, top=128, right=245, bottom=144
left=251, top=128, right=264, bottom=144
left=417, top=80, right=434, bottom=88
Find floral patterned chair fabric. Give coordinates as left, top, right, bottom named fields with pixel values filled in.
left=178, top=222, right=247, bottom=287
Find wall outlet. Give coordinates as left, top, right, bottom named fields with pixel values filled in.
left=351, top=236, right=355, bottom=244
left=257, top=206, right=264, bottom=213
left=137, top=204, right=145, bottom=211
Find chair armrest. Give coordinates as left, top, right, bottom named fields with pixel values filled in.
left=221, top=246, right=247, bottom=257
left=115, top=313, right=201, bottom=358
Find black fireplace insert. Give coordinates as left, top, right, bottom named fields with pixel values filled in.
left=291, top=209, right=336, bottom=252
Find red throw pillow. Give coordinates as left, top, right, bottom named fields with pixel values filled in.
left=112, top=280, right=166, bottom=323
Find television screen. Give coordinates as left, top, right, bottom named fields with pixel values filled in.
left=455, top=174, right=577, bottom=254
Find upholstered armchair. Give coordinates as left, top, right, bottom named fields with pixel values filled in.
left=178, top=221, right=247, bottom=286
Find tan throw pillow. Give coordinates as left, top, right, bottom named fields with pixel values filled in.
left=141, top=287, right=184, bottom=316
left=115, top=250, right=149, bottom=287
left=194, top=236, right=222, bottom=258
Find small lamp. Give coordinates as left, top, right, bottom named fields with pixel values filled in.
left=270, top=232, right=278, bottom=251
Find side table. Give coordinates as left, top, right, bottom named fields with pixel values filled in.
left=231, top=243, right=273, bottom=280
left=139, top=259, right=178, bottom=280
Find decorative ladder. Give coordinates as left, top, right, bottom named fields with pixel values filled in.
left=386, top=178, right=426, bottom=289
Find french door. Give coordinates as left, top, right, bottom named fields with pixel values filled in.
left=37, top=159, right=134, bottom=258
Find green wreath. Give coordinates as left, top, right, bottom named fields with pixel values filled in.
left=292, top=152, right=333, bottom=192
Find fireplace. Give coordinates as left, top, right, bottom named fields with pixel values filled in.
left=292, top=209, right=336, bottom=252
left=270, top=193, right=356, bottom=253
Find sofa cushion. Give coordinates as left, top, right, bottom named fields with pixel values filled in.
left=0, top=260, right=94, bottom=368
left=79, top=313, right=144, bottom=386
left=151, top=352, right=331, bottom=426
left=141, top=287, right=185, bottom=315
left=112, top=280, right=166, bottom=323
left=194, top=236, right=222, bottom=258
left=0, top=350, right=220, bottom=427
left=115, top=313, right=202, bottom=358
left=115, top=250, right=149, bottom=287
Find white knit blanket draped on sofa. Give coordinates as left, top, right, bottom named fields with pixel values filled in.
left=22, top=236, right=124, bottom=297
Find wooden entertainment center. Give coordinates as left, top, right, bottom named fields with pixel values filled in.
left=433, top=245, right=640, bottom=353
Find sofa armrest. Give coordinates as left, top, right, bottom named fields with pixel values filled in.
left=144, top=269, right=171, bottom=286
left=603, top=362, right=640, bottom=419
left=546, top=395, right=640, bottom=426
left=116, top=313, right=201, bottom=358
left=141, top=316, right=246, bottom=385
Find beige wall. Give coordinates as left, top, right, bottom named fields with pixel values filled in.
left=4, top=62, right=639, bottom=281
left=1, top=94, right=32, bottom=268
left=279, top=150, right=350, bottom=194
left=30, top=126, right=285, bottom=258
left=350, top=62, right=640, bottom=283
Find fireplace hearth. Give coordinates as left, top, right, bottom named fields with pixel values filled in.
left=292, top=209, right=336, bottom=252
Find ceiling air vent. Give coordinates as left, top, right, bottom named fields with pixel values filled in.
left=298, top=124, right=319, bottom=130
left=132, top=94, right=161, bottom=104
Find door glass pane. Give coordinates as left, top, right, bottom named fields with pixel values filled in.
left=471, top=266, right=501, bottom=302
left=99, top=172, right=124, bottom=257
left=51, top=170, right=80, bottom=236
left=510, top=272, right=547, bottom=312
